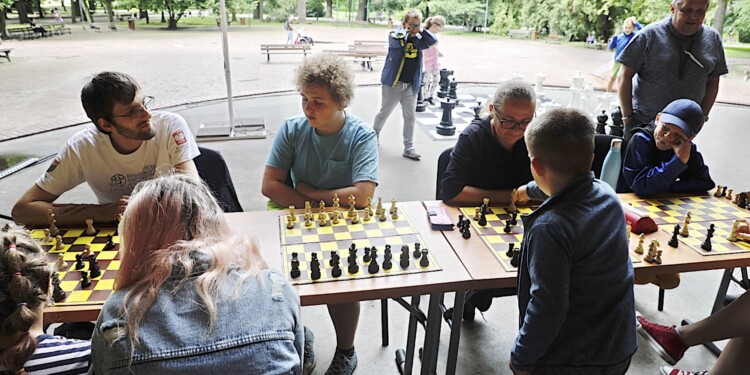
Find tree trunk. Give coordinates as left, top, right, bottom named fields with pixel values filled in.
left=71, top=0, right=78, bottom=23
left=0, top=7, right=7, bottom=39
left=357, top=0, right=367, bottom=21
left=105, top=0, right=113, bottom=22
left=713, top=0, right=727, bottom=36
left=17, top=0, right=30, bottom=23
left=231, top=9, right=236, bottom=22
left=61, top=0, right=66, bottom=11
left=297, top=0, right=305, bottom=24
left=168, top=15, right=177, bottom=29
left=326, top=0, right=332, bottom=18
left=35, top=0, right=45, bottom=17
left=161, top=10, right=165, bottom=22
left=253, top=0, right=263, bottom=20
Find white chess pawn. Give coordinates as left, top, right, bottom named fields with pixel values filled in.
left=56, top=253, right=67, bottom=270
left=85, top=218, right=96, bottom=235
left=634, top=233, right=645, bottom=255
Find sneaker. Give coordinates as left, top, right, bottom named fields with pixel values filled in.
left=462, top=300, right=476, bottom=321
left=402, top=148, right=421, bottom=161
left=660, top=366, right=708, bottom=375
left=325, top=348, right=358, bottom=375
left=636, top=312, right=689, bottom=365
left=303, top=327, right=316, bottom=375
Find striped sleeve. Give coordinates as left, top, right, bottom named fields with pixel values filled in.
left=23, top=335, right=91, bottom=374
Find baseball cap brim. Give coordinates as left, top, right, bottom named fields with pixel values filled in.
left=660, top=113, right=696, bottom=138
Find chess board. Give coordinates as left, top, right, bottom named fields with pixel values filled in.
left=625, top=196, right=749, bottom=226
left=29, top=227, right=120, bottom=306
left=667, top=220, right=750, bottom=256
left=279, top=207, right=441, bottom=285
left=415, top=93, right=488, bottom=140
left=460, top=206, right=641, bottom=272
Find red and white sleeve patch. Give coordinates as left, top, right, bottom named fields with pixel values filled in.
left=172, top=130, right=187, bottom=145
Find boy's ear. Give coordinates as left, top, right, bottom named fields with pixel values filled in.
left=530, top=156, right=545, bottom=177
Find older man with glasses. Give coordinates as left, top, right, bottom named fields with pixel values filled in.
left=12, top=71, right=200, bottom=226
left=372, top=8, right=437, bottom=161
left=440, top=80, right=537, bottom=320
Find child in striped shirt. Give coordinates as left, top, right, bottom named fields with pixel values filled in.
left=0, top=225, right=91, bottom=375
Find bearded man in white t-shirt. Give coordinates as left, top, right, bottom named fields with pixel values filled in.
left=12, top=72, right=200, bottom=227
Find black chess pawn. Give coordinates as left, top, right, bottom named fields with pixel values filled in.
left=419, top=249, right=430, bottom=267
left=413, top=243, right=421, bottom=259
left=290, top=252, right=301, bottom=279
left=510, top=212, right=518, bottom=226
left=461, top=224, right=471, bottom=239
left=103, top=234, right=116, bottom=250
left=74, top=254, right=85, bottom=270
left=363, top=247, right=372, bottom=263
left=510, top=249, right=520, bottom=268
left=80, top=271, right=91, bottom=289
left=668, top=225, right=680, bottom=248
left=368, top=249, right=380, bottom=274
left=331, top=256, right=342, bottom=278
left=503, top=219, right=512, bottom=234
left=51, top=272, right=67, bottom=302
left=738, top=192, right=748, bottom=209
left=329, top=251, right=338, bottom=267
left=310, top=253, right=321, bottom=280
left=472, top=101, right=483, bottom=121
left=416, top=80, right=427, bottom=112
left=88, top=253, right=101, bottom=278
left=506, top=243, right=515, bottom=258
left=722, top=186, right=728, bottom=197
left=348, top=257, right=360, bottom=274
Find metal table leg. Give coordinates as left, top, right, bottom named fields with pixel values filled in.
left=446, top=290, right=465, bottom=375
left=396, top=295, right=421, bottom=375
left=421, top=292, right=443, bottom=374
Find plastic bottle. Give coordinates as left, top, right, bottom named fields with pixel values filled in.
left=601, top=138, right=623, bottom=190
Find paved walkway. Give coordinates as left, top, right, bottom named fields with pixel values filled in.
left=1, top=21, right=749, bottom=141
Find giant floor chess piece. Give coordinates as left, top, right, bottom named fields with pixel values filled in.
left=437, top=68, right=453, bottom=99
left=472, top=101, right=483, bottom=121
left=610, top=106, right=624, bottom=137
left=448, top=79, right=458, bottom=102
left=436, top=98, right=457, bottom=136
left=416, top=78, right=427, bottom=112
left=596, top=110, right=608, bottom=134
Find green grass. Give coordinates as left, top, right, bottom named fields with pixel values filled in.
left=724, top=44, right=750, bottom=59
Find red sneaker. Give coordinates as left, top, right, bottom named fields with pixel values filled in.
left=660, top=365, right=708, bottom=375
left=636, top=312, right=689, bottom=365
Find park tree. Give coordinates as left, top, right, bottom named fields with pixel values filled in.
left=0, top=0, right=12, bottom=39
left=357, top=0, right=367, bottom=21
left=713, top=0, right=728, bottom=35
left=429, top=0, right=484, bottom=30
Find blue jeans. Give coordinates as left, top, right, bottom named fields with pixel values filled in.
left=532, top=355, right=632, bottom=375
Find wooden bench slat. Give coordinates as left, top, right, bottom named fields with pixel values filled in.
left=260, top=44, right=311, bottom=62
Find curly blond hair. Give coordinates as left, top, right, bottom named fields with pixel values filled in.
left=294, top=54, right=355, bottom=107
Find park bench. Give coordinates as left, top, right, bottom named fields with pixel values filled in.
left=547, top=34, right=563, bottom=44
left=584, top=41, right=606, bottom=50
left=260, top=44, right=310, bottom=62
left=51, top=24, right=72, bottom=35
left=0, top=47, right=12, bottom=62
left=7, top=27, right=38, bottom=40
left=353, top=40, right=388, bottom=48
left=90, top=23, right=117, bottom=32
left=324, top=45, right=386, bottom=71
left=508, top=29, right=531, bottom=39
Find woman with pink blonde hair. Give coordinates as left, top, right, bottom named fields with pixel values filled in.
left=90, top=174, right=304, bottom=374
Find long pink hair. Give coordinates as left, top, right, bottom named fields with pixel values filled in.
left=115, top=174, right=267, bottom=349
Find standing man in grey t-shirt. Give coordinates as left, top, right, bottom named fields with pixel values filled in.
left=617, top=0, right=728, bottom=139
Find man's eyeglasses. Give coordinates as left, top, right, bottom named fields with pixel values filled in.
left=110, top=96, right=155, bottom=121
left=494, top=110, right=532, bottom=130
left=407, top=22, right=420, bottom=28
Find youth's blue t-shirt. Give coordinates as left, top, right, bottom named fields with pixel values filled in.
left=266, top=113, right=378, bottom=189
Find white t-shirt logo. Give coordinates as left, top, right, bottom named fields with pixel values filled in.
left=173, top=130, right=187, bottom=145
left=111, top=174, right=126, bottom=186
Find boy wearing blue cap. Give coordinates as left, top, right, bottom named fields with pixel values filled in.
left=621, top=98, right=715, bottom=290
left=622, top=98, right=715, bottom=196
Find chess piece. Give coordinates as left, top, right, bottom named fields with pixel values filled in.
left=318, top=212, right=327, bottom=227
left=365, top=197, right=373, bottom=216
left=103, top=234, right=116, bottom=250
left=413, top=243, right=421, bottom=259
left=56, top=253, right=67, bottom=270
left=80, top=271, right=91, bottom=289
left=473, top=207, right=481, bottom=221
left=88, top=254, right=101, bottom=278
left=680, top=214, right=691, bottom=237
left=504, top=220, right=512, bottom=234
left=55, top=235, right=64, bottom=250
left=50, top=272, right=66, bottom=303
left=288, top=205, right=296, bottom=221
left=506, top=243, right=515, bottom=258
left=363, top=247, right=371, bottom=263
left=510, top=211, right=518, bottom=226
left=290, top=252, right=301, bottom=279
left=85, top=218, right=96, bottom=235
left=478, top=209, right=487, bottom=226
left=304, top=214, right=313, bottom=227
left=400, top=245, right=410, bottom=269
left=74, top=254, right=84, bottom=270
left=738, top=192, right=748, bottom=209
left=508, top=189, right=517, bottom=212
left=390, top=199, right=397, bottom=214
left=287, top=215, right=295, bottom=229
left=668, top=225, right=680, bottom=247
left=363, top=209, right=371, bottom=222
left=378, top=209, right=387, bottom=221
left=654, top=250, right=663, bottom=265
left=714, top=185, right=723, bottom=197
left=448, top=79, right=458, bottom=101
left=728, top=219, right=740, bottom=242
left=416, top=79, right=427, bottom=112
left=368, top=248, right=380, bottom=274
left=734, top=194, right=740, bottom=205
left=43, top=228, right=52, bottom=243
left=331, top=254, right=342, bottom=278
left=482, top=198, right=490, bottom=214
left=727, top=189, right=734, bottom=201
left=347, top=251, right=360, bottom=274
left=82, top=244, right=91, bottom=259
left=436, top=97, right=457, bottom=136
left=635, top=233, right=645, bottom=254
left=472, top=101, right=483, bottom=121
left=383, top=245, right=393, bottom=270
left=510, top=249, right=520, bottom=268
left=376, top=197, right=384, bottom=216
left=351, top=209, right=360, bottom=224
left=595, top=110, right=608, bottom=134
left=332, top=210, right=340, bottom=224
left=701, top=225, right=714, bottom=251
left=304, top=201, right=312, bottom=216
left=319, top=200, right=326, bottom=213
left=348, top=195, right=356, bottom=217
left=48, top=209, right=59, bottom=236
left=419, top=249, right=430, bottom=267
left=391, top=206, right=399, bottom=220
left=310, top=253, right=321, bottom=281
left=644, top=242, right=656, bottom=263
left=461, top=222, right=471, bottom=239
left=609, top=105, right=624, bottom=137
left=332, top=194, right=340, bottom=210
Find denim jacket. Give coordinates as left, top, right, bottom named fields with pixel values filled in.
left=512, top=172, right=637, bottom=371
left=379, top=28, right=437, bottom=95
left=91, top=267, right=303, bottom=375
